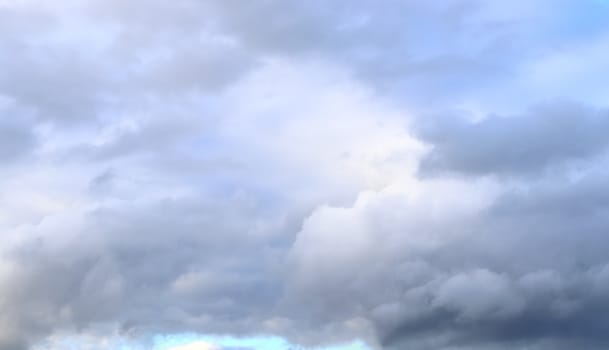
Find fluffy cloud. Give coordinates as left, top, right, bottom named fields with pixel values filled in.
left=2, top=1, right=609, bottom=350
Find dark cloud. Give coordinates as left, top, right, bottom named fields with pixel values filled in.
left=396, top=176, right=609, bottom=349
left=281, top=172, right=609, bottom=350
left=416, top=102, right=609, bottom=177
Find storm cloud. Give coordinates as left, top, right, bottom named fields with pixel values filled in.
left=2, top=1, right=609, bottom=350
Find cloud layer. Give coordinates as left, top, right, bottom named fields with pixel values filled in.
left=2, top=1, right=609, bottom=349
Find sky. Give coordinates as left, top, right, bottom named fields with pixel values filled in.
left=2, top=1, right=609, bottom=349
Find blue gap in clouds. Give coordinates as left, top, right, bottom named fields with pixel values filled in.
left=152, top=333, right=371, bottom=350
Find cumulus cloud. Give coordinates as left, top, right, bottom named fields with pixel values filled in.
left=2, top=1, right=609, bottom=350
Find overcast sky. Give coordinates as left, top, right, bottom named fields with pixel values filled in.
left=3, top=1, right=609, bottom=349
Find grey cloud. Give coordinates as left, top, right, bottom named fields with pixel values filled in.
left=206, top=0, right=556, bottom=107
left=279, top=170, right=609, bottom=350
left=2, top=1, right=609, bottom=350
left=416, top=102, right=609, bottom=177
left=9, top=143, right=609, bottom=350
left=0, top=121, right=36, bottom=162
left=1, top=193, right=289, bottom=350
left=0, top=1, right=256, bottom=126
left=385, top=193, right=609, bottom=349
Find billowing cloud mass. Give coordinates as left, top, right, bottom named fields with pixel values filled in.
left=2, top=1, right=609, bottom=350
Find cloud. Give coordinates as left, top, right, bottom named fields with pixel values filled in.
left=0, top=56, right=422, bottom=349
left=2, top=1, right=609, bottom=350
left=415, top=101, right=609, bottom=176
left=0, top=118, right=36, bottom=162
left=372, top=169, right=609, bottom=349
